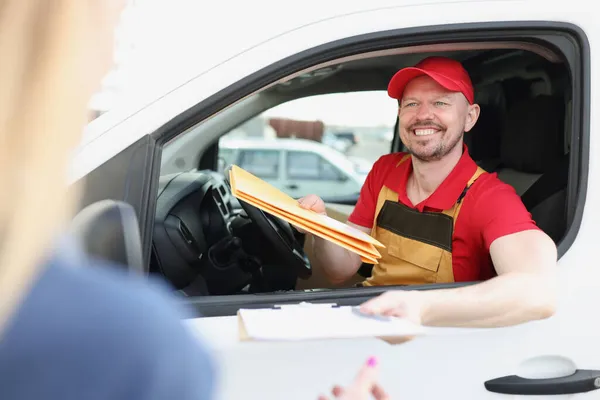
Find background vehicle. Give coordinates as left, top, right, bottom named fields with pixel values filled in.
left=322, top=131, right=352, bottom=153
left=70, top=1, right=599, bottom=399
left=332, top=131, right=359, bottom=148
left=218, top=137, right=365, bottom=200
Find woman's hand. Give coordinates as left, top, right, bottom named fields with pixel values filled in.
left=317, top=357, right=390, bottom=400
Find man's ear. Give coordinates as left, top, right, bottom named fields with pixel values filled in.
left=464, top=103, right=480, bottom=133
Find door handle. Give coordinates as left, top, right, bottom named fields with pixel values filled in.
left=286, top=184, right=298, bottom=190
left=484, top=369, right=600, bottom=395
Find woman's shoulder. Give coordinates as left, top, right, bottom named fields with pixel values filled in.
left=0, top=242, right=216, bottom=400
left=23, top=246, right=199, bottom=342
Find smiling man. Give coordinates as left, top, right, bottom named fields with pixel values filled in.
left=298, top=56, right=558, bottom=327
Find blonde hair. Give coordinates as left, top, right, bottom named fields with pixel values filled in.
left=0, top=0, right=121, bottom=335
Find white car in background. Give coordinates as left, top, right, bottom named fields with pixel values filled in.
left=218, top=137, right=365, bottom=200
left=321, top=131, right=352, bottom=153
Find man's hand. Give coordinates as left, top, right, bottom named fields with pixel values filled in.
left=358, top=291, right=424, bottom=344
left=359, top=290, right=424, bottom=325
left=298, top=194, right=327, bottom=215
left=296, top=193, right=365, bottom=283
left=359, top=230, right=558, bottom=328
left=295, top=194, right=327, bottom=233
left=317, top=357, right=390, bottom=400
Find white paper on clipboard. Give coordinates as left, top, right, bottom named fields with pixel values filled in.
left=237, top=302, right=424, bottom=342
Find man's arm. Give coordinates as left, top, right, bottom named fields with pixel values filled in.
left=418, top=229, right=558, bottom=327
left=297, top=194, right=369, bottom=284
left=299, top=156, right=388, bottom=284
left=311, top=221, right=370, bottom=284
left=361, top=229, right=558, bottom=327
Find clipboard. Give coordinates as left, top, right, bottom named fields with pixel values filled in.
left=237, top=302, right=423, bottom=345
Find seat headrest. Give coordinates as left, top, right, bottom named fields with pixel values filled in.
left=464, top=103, right=503, bottom=162
left=499, top=95, right=565, bottom=174
left=474, top=82, right=507, bottom=112
left=464, top=82, right=506, bottom=162
left=70, top=200, right=144, bottom=274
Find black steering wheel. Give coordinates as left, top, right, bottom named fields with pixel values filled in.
left=224, top=167, right=312, bottom=279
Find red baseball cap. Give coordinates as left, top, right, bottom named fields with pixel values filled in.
left=387, top=56, right=475, bottom=104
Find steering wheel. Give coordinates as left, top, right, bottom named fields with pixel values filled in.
left=224, top=167, right=312, bottom=279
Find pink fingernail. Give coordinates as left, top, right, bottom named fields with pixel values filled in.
left=367, top=356, right=377, bottom=367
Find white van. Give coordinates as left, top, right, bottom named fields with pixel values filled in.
left=71, top=1, right=600, bottom=398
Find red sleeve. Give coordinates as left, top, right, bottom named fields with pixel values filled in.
left=347, top=155, right=390, bottom=228
left=469, top=175, right=541, bottom=251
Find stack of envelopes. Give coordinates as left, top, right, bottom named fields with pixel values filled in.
left=228, top=165, right=385, bottom=264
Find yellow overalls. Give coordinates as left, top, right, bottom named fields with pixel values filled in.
left=361, top=154, right=486, bottom=286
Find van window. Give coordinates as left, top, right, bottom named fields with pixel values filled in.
left=217, top=91, right=396, bottom=201
left=154, top=33, right=583, bottom=302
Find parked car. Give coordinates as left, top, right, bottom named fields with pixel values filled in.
left=321, top=131, right=352, bottom=153
left=218, top=138, right=364, bottom=200
left=70, top=1, right=598, bottom=399
left=332, top=131, right=359, bottom=147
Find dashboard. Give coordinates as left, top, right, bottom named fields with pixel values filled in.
left=150, top=169, right=299, bottom=296
left=151, top=171, right=237, bottom=290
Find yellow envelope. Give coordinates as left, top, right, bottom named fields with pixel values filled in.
left=229, top=165, right=385, bottom=263
left=235, top=191, right=381, bottom=262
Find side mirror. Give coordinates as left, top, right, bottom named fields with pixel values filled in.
left=69, top=200, right=144, bottom=274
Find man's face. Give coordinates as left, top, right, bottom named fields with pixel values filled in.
left=398, top=76, right=479, bottom=162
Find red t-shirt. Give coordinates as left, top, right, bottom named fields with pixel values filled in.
left=348, top=146, right=540, bottom=281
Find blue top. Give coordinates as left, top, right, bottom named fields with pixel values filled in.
left=0, top=239, right=216, bottom=400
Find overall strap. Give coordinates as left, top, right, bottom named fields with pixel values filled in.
left=457, top=166, right=487, bottom=204
left=453, top=166, right=487, bottom=221
left=396, top=153, right=411, bottom=167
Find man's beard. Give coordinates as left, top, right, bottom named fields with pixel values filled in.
left=403, top=121, right=463, bottom=162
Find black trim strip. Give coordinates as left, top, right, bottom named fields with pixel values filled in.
left=183, top=281, right=479, bottom=317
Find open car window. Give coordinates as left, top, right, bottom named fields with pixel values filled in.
left=216, top=91, right=396, bottom=203
left=144, top=25, right=585, bottom=315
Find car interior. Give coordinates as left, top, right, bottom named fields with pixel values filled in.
left=149, top=42, right=573, bottom=297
